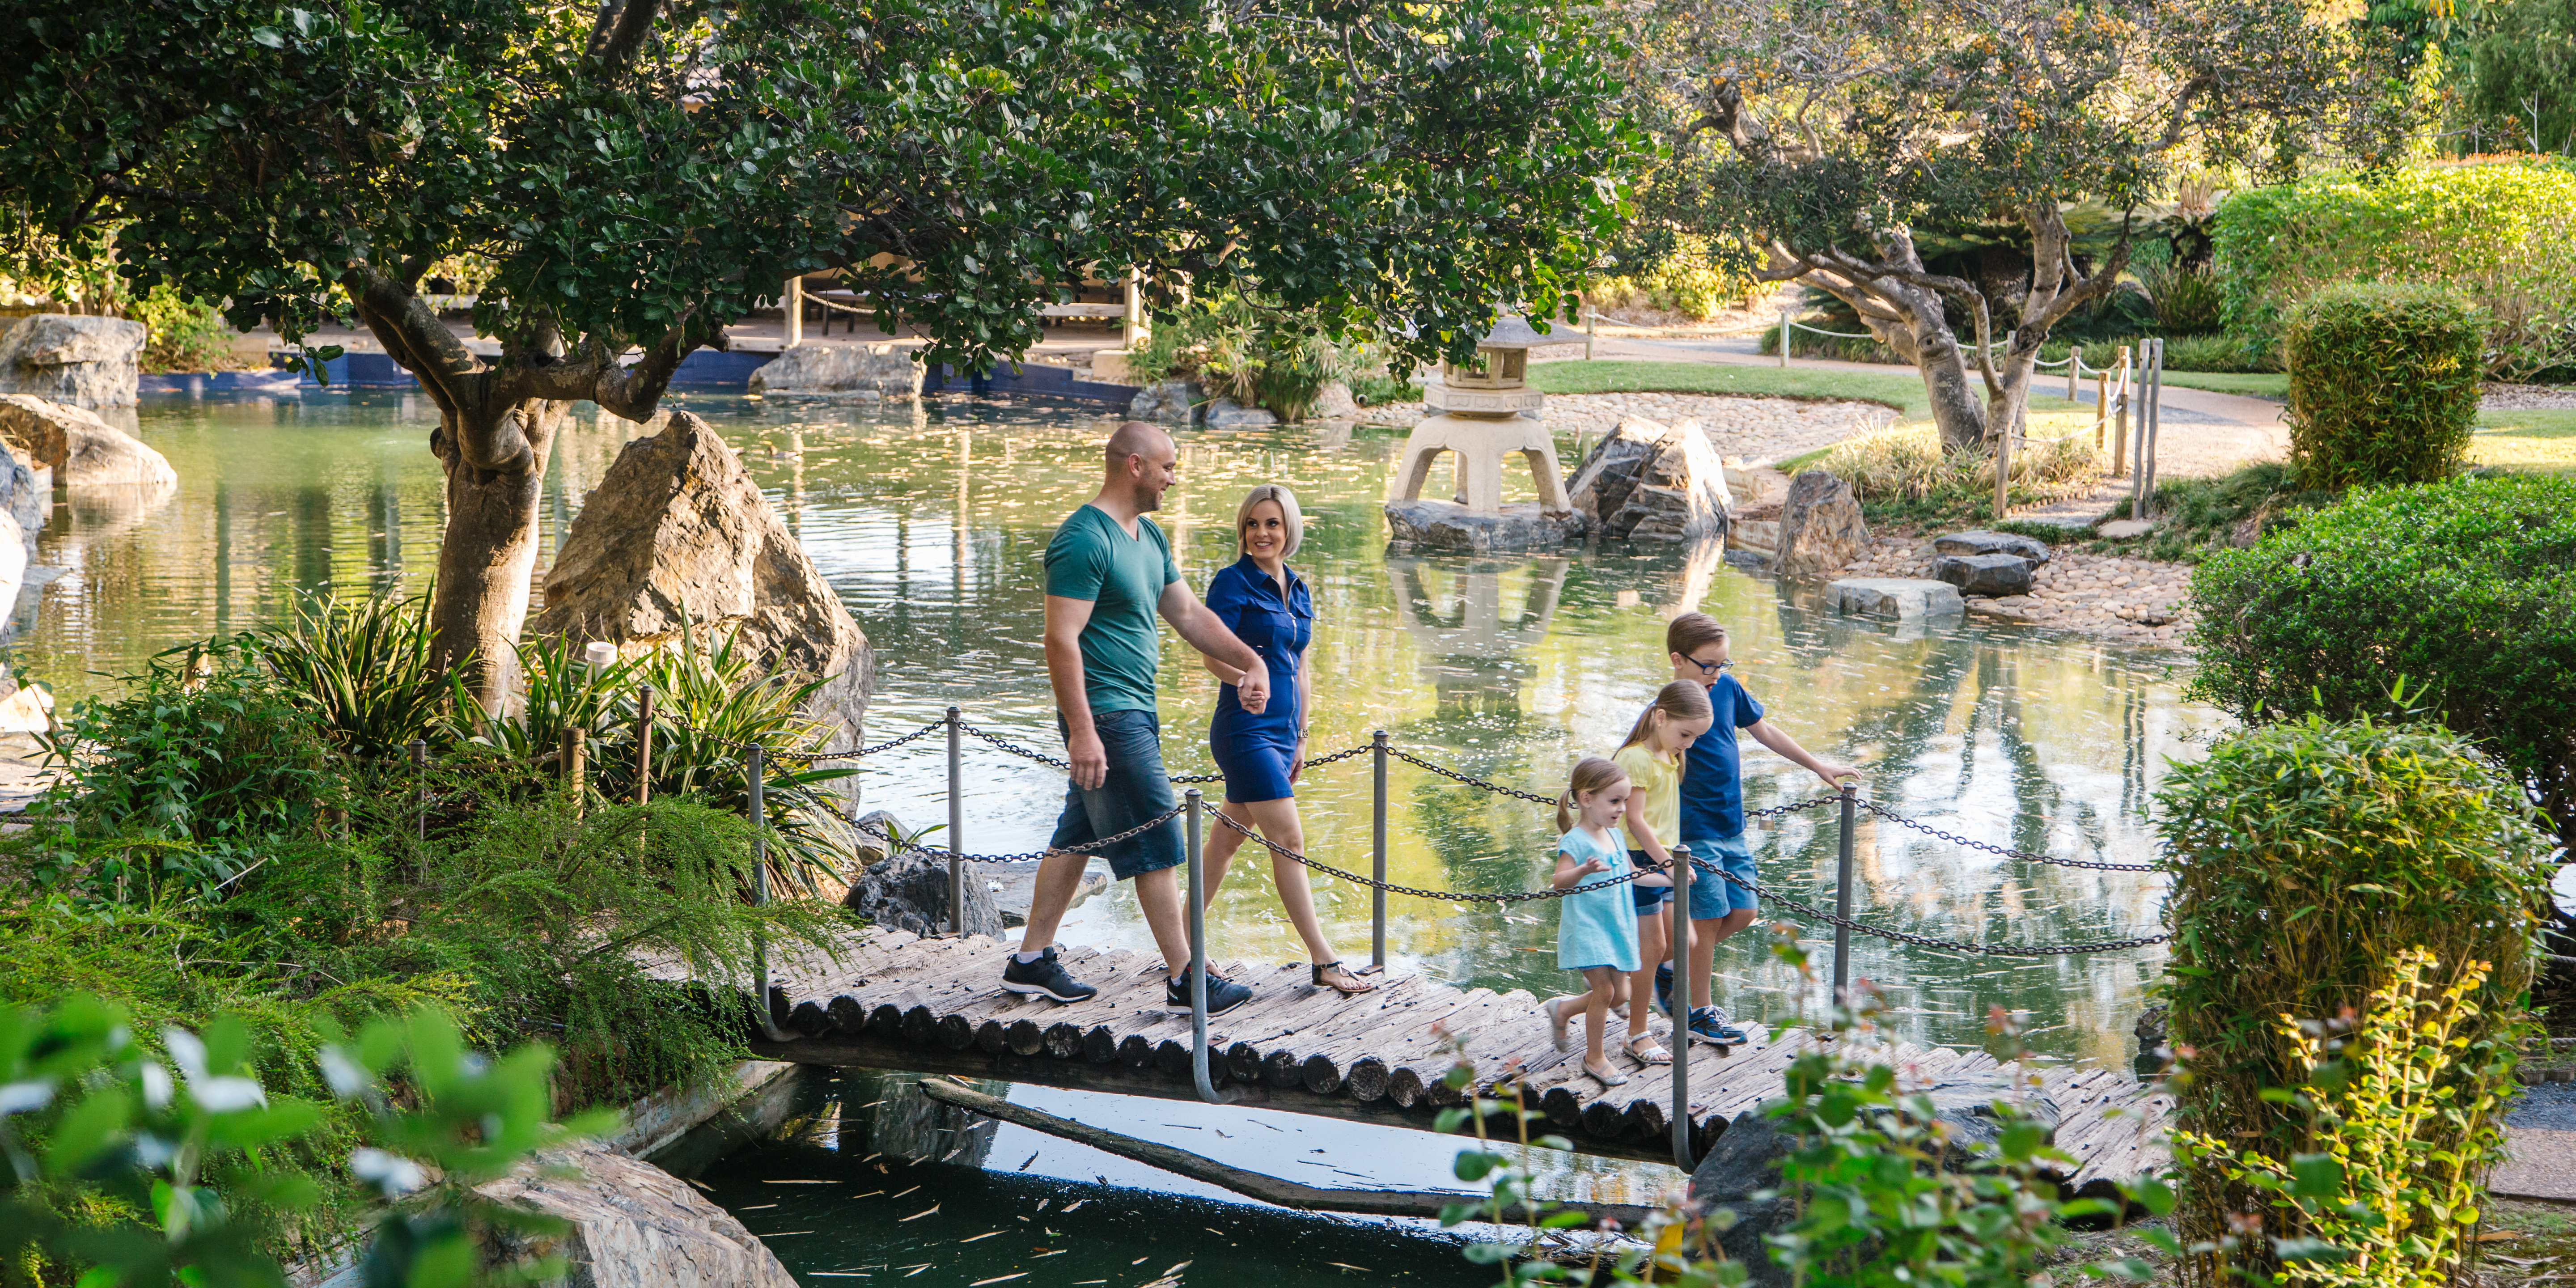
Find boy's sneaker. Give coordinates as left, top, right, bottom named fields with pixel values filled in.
left=1654, top=963, right=1677, bottom=1019
left=1687, top=1006, right=1747, bottom=1046
left=1167, top=970, right=1254, bottom=1016
left=1000, top=946, right=1099, bottom=1003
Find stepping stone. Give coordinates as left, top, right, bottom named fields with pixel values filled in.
left=1829, top=577, right=1964, bottom=619
left=1932, top=529, right=2052, bottom=564
left=1933, top=553, right=2035, bottom=597
left=2097, top=518, right=2157, bottom=539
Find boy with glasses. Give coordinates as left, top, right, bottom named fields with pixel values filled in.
left=1657, top=612, right=1860, bottom=1043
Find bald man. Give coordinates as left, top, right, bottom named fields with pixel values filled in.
left=1001, top=421, right=1271, bottom=1013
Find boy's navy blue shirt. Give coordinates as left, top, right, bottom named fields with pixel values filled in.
left=1678, top=674, right=1766, bottom=840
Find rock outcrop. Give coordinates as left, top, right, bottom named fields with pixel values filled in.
left=1932, top=529, right=2052, bottom=565
left=0, top=393, right=176, bottom=489
left=747, top=343, right=921, bottom=399
left=478, top=1144, right=798, bottom=1288
left=0, top=314, right=146, bottom=408
left=843, top=845, right=1003, bottom=938
left=1774, top=471, right=1868, bottom=575
left=1128, top=381, right=1197, bottom=424
left=1306, top=381, right=1360, bottom=421
left=1933, top=552, right=2035, bottom=597
left=1382, top=500, right=1580, bottom=553
left=534, top=412, right=873, bottom=747
left=1830, top=577, right=1965, bottom=619
left=1562, top=415, right=1731, bottom=541
left=1202, top=397, right=1277, bottom=428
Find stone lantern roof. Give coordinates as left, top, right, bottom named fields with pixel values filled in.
left=1426, top=315, right=1548, bottom=416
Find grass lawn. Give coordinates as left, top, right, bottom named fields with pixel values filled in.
left=2471, top=406, right=2576, bottom=474
left=2156, top=371, right=2288, bottom=399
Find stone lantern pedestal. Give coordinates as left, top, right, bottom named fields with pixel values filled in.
left=1382, top=317, right=1577, bottom=553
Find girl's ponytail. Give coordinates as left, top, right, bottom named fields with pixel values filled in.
left=1556, top=788, right=1576, bottom=834
left=1620, top=680, right=1717, bottom=751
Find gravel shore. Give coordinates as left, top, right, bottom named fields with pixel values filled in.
left=1833, top=535, right=2198, bottom=646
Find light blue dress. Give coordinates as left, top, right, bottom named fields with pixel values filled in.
left=1555, top=827, right=1641, bottom=972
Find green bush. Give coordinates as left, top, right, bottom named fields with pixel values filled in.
left=2155, top=713, right=2549, bottom=1284
left=128, top=284, right=238, bottom=373
left=2283, top=283, right=2483, bottom=488
left=2139, top=260, right=2223, bottom=333
left=254, top=590, right=457, bottom=760
left=2215, top=160, right=2576, bottom=378
left=2186, top=475, right=2576, bottom=846
left=1588, top=234, right=1752, bottom=321
left=1127, top=292, right=1354, bottom=422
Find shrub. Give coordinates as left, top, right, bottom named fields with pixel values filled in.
left=2140, top=260, right=2223, bottom=333
left=1127, top=292, right=1354, bottom=422
left=2184, top=474, right=2576, bottom=845
left=128, top=284, right=238, bottom=372
left=2156, top=714, right=2551, bottom=1283
left=1815, top=423, right=2101, bottom=524
left=254, top=590, right=457, bottom=760
left=2282, top=283, right=2483, bottom=488
left=1589, top=234, right=1753, bottom=321
left=2214, top=160, right=2576, bottom=377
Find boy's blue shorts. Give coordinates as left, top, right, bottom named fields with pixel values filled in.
left=1681, top=834, right=1759, bottom=918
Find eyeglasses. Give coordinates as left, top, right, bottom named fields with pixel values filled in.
left=1687, top=656, right=1732, bottom=675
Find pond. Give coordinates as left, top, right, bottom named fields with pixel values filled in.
left=47, top=389, right=2216, bottom=1286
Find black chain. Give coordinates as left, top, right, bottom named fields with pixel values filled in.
left=1206, top=809, right=1656, bottom=902
left=1859, top=801, right=2158, bottom=873
left=1690, top=856, right=2170, bottom=956
left=855, top=802, right=1189, bottom=865
left=654, top=706, right=941, bottom=767
left=1381, top=748, right=1562, bottom=805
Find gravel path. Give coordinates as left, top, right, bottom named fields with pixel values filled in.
left=1833, top=536, right=2197, bottom=646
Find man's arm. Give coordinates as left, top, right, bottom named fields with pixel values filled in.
left=1045, top=593, right=1110, bottom=789
left=1747, top=718, right=1860, bottom=789
left=1160, top=581, right=1266, bottom=713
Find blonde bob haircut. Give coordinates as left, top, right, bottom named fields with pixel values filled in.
left=1234, top=484, right=1306, bottom=558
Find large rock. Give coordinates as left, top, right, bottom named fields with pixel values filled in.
left=843, top=844, right=1003, bottom=938
left=0, top=314, right=146, bottom=408
left=1128, top=380, right=1196, bottom=424
left=477, top=1144, right=797, bottom=1288
left=1932, top=552, right=2035, bottom=597
left=1202, top=397, right=1277, bottom=428
left=1563, top=415, right=1731, bottom=542
left=1932, top=529, right=2052, bottom=565
left=0, top=393, right=176, bottom=490
left=535, top=412, right=873, bottom=747
left=746, top=343, right=920, bottom=399
left=1382, top=499, right=1578, bottom=553
left=1306, top=381, right=1360, bottom=421
left=1774, top=471, right=1868, bottom=575
left=1830, top=577, right=1965, bottom=619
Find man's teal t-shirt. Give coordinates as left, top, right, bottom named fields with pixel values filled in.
left=1043, top=504, right=1180, bottom=715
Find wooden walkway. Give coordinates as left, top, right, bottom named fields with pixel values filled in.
left=738, top=928, right=2169, bottom=1191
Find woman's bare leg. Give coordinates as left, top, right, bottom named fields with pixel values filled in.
left=1237, top=796, right=1369, bottom=990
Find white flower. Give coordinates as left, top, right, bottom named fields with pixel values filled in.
left=139, top=1061, right=173, bottom=1111
left=0, top=1080, right=54, bottom=1115
left=317, top=1045, right=371, bottom=1099
left=192, top=1076, right=268, bottom=1113
left=350, top=1147, right=430, bottom=1199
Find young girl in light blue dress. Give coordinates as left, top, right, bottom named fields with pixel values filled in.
left=1540, top=756, right=1668, bottom=1086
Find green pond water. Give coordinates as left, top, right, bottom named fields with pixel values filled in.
left=59, top=390, right=2213, bottom=1287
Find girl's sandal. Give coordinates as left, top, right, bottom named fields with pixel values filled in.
left=1311, top=961, right=1377, bottom=995
left=1544, top=998, right=1573, bottom=1052
left=1584, top=1057, right=1631, bottom=1087
left=1625, top=1034, right=1673, bottom=1066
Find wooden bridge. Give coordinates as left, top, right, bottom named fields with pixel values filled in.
left=731, top=928, right=2170, bottom=1193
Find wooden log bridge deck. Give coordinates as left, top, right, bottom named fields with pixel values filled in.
left=734, top=928, right=2171, bottom=1192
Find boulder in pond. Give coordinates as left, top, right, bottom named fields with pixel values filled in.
left=1563, top=415, right=1730, bottom=542
left=0, top=393, right=175, bottom=490
left=1306, top=381, right=1360, bottom=421
left=843, top=843, right=1003, bottom=938
left=1203, top=397, right=1277, bottom=428
left=534, top=411, right=873, bottom=748
left=1830, top=577, right=1964, bottom=619
left=1774, top=471, right=1868, bottom=575
left=1932, top=552, right=2035, bottom=597
left=477, top=1143, right=798, bottom=1288
left=0, top=314, right=146, bottom=408
left=1932, top=529, right=2051, bottom=565
left=1128, top=381, right=1196, bottom=424
left=748, top=343, right=921, bottom=400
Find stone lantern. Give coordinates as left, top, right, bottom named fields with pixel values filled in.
left=1382, top=316, right=1573, bottom=552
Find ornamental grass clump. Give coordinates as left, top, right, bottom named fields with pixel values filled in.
left=2282, top=283, right=2484, bottom=487
left=2157, top=714, right=2552, bottom=1286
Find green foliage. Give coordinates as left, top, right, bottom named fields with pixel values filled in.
left=2215, top=161, right=2576, bottom=377
left=0, top=996, right=609, bottom=1288
left=2467, top=0, right=2576, bottom=157
left=2026, top=335, right=2278, bottom=374
left=1126, top=294, right=1356, bottom=422
left=1347, top=371, right=1425, bottom=407
left=2154, top=713, right=2550, bottom=1281
left=256, top=590, right=458, bottom=761
left=2283, top=283, right=2483, bottom=487
left=2074, top=462, right=2339, bottom=562
left=127, top=284, right=237, bottom=373
left=1589, top=234, right=1752, bottom=321
left=2140, top=262, right=2225, bottom=334
left=2182, top=475, right=2576, bottom=843
left=1815, top=425, right=2103, bottom=525
left=2173, top=949, right=2513, bottom=1288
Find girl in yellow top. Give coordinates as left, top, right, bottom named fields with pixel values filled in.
left=1612, top=681, right=1714, bottom=1065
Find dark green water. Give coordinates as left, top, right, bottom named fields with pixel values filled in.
left=58, top=389, right=2213, bottom=1285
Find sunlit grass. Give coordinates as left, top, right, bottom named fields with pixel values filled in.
left=2471, top=407, right=2576, bottom=474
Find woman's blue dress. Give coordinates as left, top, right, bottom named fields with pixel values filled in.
left=1205, top=555, right=1313, bottom=804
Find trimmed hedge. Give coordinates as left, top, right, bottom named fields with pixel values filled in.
left=2215, top=159, right=2576, bottom=377
left=2283, top=283, right=2483, bottom=488
left=2185, top=474, right=2576, bottom=847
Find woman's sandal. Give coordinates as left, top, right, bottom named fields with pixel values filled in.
left=1312, top=961, right=1377, bottom=995
left=1583, top=1057, right=1631, bottom=1087
left=1625, top=1033, right=1673, bottom=1066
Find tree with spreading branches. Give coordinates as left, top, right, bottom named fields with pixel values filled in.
left=1626, top=0, right=2412, bottom=451
left=2, top=0, right=1639, bottom=701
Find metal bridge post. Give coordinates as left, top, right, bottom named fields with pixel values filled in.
left=948, top=706, right=964, bottom=936
left=1371, top=729, right=1389, bottom=971
left=1669, top=843, right=1695, bottom=1171
left=749, top=744, right=788, bottom=1042
left=1834, top=783, right=1857, bottom=1007
left=1187, top=789, right=1223, bottom=1104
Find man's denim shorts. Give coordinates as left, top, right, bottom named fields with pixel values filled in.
left=1682, top=833, right=1760, bottom=918
left=1048, top=709, right=1185, bottom=881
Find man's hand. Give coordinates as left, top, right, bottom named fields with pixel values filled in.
left=1068, top=726, right=1109, bottom=791
left=1236, top=661, right=1270, bottom=715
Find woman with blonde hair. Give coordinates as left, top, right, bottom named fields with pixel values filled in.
left=1197, top=484, right=1373, bottom=995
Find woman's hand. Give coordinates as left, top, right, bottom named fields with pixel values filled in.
left=1289, top=734, right=1307, bottom=784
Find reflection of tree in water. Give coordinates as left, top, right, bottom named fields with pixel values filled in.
left=834, top=1068, right=1001, bottom=1168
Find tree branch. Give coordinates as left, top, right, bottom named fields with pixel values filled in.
left=341, top=265, right=482, bottom=417
left=589, top=0, right=664, bottom=71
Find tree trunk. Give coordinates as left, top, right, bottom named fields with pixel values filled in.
left=428, top=398, right=568, bottom=710
left=1915, top=328, right=1993, bottom=453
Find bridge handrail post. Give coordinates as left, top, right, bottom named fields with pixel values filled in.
left=1371, top=730, right=1389, bottom=971
left=1669, top=843, right=1695, bottom=1171
left=635, top=684, right=655, bottom=805
left=1186, top=788, right=1222, bottom=1104
left=408, top=738, right=427, bottom=840
left=749, top=743, right=789, bottom=1042
left=1833, top=783, right=1857, bottom=1005
left=947, top=706, right=964, bottom=936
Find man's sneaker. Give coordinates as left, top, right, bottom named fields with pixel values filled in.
left=1654, top=963, right=1677, bottom=1019
left=1000, top=946, right=1099, bottom=1003
left=1687, top=1006, right=1747, bottom=1046
left=1167, top=970, right=1254, bottom=1016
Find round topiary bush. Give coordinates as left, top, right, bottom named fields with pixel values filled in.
left=2185, top=474, right=2576, bottom=847
left=2157, top=714, right=2551, bottom=1280
left=2283, top=282, right=2484, bottom=487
